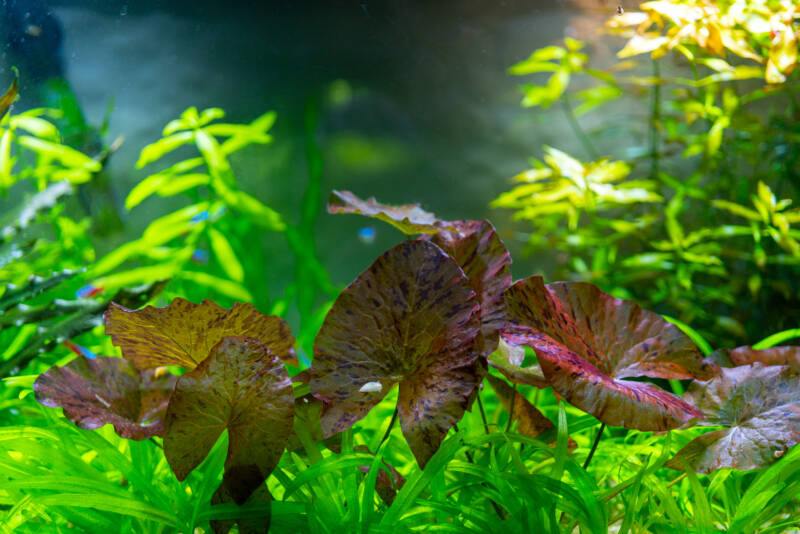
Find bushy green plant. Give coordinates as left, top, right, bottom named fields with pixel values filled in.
left=493, top=0, right=800, bottom=346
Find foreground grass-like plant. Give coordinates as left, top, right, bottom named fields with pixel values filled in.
left=27, top=190, right=800, bottom=532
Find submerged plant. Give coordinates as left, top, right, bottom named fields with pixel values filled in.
left=495, top=0, right=800, bottom=346
left=28, top=191, right=800, bottom=531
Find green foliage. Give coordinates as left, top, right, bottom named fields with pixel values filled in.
left=15, top=191, right=800, bottom=532
left=494, top=2, right=800, bottom=345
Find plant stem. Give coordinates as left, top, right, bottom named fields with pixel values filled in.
left=476, top=392, right=490, bottom=435
left=583, top=423, right=606, bottom=470
left=649, top=58, right=662, bottom=180
left=505, top=383, right=517, bottom=433
left=377, top=405, right=398, bottom=451
left=561, top=93, right=598, bottom=160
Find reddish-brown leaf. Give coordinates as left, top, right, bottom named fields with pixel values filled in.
left=310, top=239, right=480, bottom=468
left=163, top=336, right=294, bottom=504
left=486, top=374, right=554, bottom=438
left=34, top=356, right=176, bottom=440
left=667, top=363, right=800, bottom=473
left=423, top=219, right=512, bottom=358
left=105, top=298, right=297, bottom=370
left=355, top=445, right=407, bottom=505
left=501, top=276, right=711, bottom=430
left=725, top=345, right=800, bottom=369
left=327, top=190, right=457, bottom=235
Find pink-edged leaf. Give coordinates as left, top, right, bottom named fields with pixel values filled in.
left=163, top=336, right=294, bottom=504
left=105, top=298, right=297, bottom=370
left=423, top=219, right=512, bottom=358
left=486, top=374, right=554, bottom=438
left=310, top=239, right=480, bottom=468
left=327, top=189, right=457, bottom=235
left=667, top=363, right=800, bottom=473
left=34, top=356, right=176, bottom=440
left=502, top=276, right=711, bottom=430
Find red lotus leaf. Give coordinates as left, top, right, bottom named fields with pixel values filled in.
left=327, top=189, right=457, bottom=235
left=486, top=374, right=554, bottom=438
left=423, top=219, right=512, bottom=358
left=711, top=345, right=800, bottom=370
left=104, top=298, right=297, bottom=370
left=163, top=336, right=294, bottom=505
left=667, top=363, right=800, bottom=473
left=34, top=355, right=176, bottom=440
left=309, top=239, right=480, bottom=468
left=501, top=276, right=713, bottom=430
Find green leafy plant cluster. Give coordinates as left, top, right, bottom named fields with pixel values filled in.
left=14, top=190, right=800, bottom=533
left=493, top=0, right=800, bottom=345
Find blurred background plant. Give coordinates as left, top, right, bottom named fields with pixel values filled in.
left=493, top=0, right=800, bottom=346
left=0, top=81, right=335, bottom=381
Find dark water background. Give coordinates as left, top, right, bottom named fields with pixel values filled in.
left=6, top=0, right=634, bottom=293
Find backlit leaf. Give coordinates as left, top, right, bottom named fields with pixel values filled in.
left=501, top=276, right=713, bottom=430
left=105, top=298, right=297, bottom=369
left=667, top=364, right=800, bottom=473
left=164, top=337, right=293, bottom=504
left=327, top=190, right=457, bottom=235
left=488, top=338, right=548, bottom=388
left=34, top=356, right=176, bottom=440
left=309, top=239, right=480, bottom=467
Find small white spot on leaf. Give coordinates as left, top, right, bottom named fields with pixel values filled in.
left=359, top=381, right=382, bottom=393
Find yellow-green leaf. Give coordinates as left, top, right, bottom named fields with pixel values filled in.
left=208, top=227, right=245, bottom=282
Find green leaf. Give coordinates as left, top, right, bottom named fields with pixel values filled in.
left=136, top=131, right=194, bottom=168
left=208, top=227, right=245, bottom=282
left=9, top=115, right=59, bottom=140
left=712, top=199, right=761, bottom=221
left=753, top=329, right=800, bottom=350
left=213, top=182, right=286, bottom=231
left=164, top=336, right=294, bottom=504
left=17, top=136, right=101, bottom=172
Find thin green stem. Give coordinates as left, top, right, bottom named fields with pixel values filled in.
left=476, top=391, right=491, bottom=435
left=561, top=93, right=598, bottom=160
left=377, top=405, right=398, bottom=451
left=649, top=59, right=662, bottom=180
left=583, top=423, right=606, bottom=470
left=505, top=383, right=517, bottom=433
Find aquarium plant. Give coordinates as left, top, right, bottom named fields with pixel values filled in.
left=493, top=0, right=800, bottom=347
